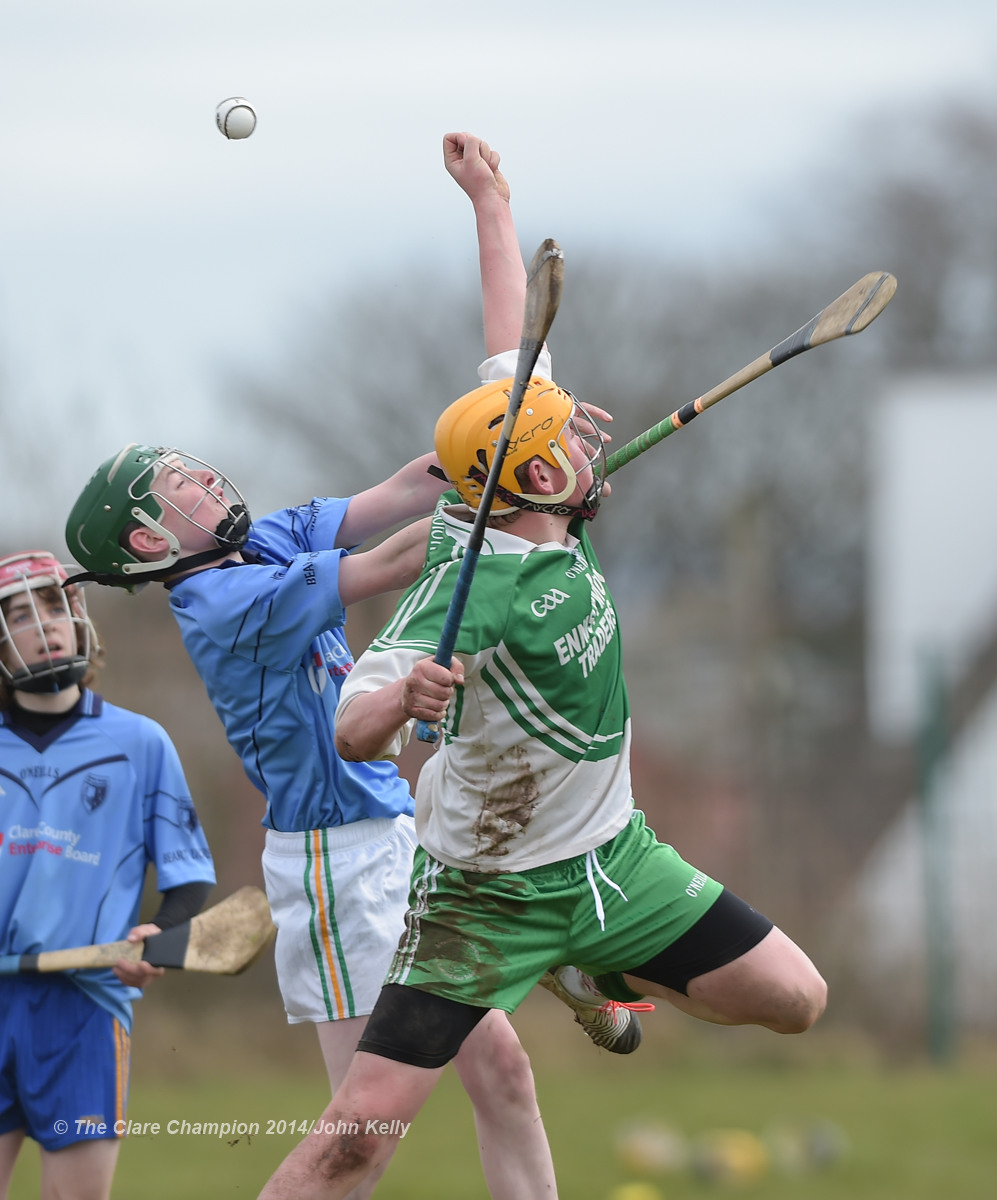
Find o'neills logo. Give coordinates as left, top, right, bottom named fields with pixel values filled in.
left=686, top=870, right=708, bottom=898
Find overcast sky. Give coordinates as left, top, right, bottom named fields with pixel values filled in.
left=2, top=0, right=997, bottom=531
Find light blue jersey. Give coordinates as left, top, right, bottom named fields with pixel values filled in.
left=0, top=690, right=215, bottom=1030
left=165, top=497, right=414, bottom=832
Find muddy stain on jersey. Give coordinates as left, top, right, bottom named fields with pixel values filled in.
left=471, top=743, right=541, bottom=859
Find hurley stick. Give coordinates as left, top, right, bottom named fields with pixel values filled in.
left=0, top=886, right=275, bottom=976
left=604, top=271, right=897, bottom=477
left=417, top=238, right=565, bottom=743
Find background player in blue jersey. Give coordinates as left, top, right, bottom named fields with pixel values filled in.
left=0, top=550, right=216, bottom=1200
left=62, top=462, right=561, bottom=1200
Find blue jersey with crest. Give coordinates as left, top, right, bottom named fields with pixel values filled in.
left=165, top=496, right=414, bottom=832
left=0, top=690, right=215, bottom=1030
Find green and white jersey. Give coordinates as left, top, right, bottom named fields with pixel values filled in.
left=337, top=501, right=634, bottom=872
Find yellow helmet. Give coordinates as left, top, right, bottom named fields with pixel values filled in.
left=434, top=376, right=605, bottom=518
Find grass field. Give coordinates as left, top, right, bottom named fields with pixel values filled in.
left=9, top=996, right=997, bottom=1199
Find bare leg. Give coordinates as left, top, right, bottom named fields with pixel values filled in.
left=451, top=1010, right=557, bottom=1198
left=625, top=926, right=826, bottom=1033
left=316, top=1017, right=370, bottom=1095
left=0, top=1129, right=25, bottom=1200
left=315, top=1018, right=392, bottom=1200
left=258, top=1050, right=442, bottom=1200
left=39, top=1138, right=121, bottom=1200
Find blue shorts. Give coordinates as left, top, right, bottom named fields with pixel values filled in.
left=0, top=975, right=131, bottom=1151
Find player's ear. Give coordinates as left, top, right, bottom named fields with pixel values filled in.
left=127, top=525, right=168, bottom=559
left=525, top=456, right=558, bottom=496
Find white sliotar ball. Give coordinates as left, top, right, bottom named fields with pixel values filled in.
left=216, top=97, right=257, bottom=140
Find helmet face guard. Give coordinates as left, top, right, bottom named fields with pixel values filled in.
left=0, top=552, right=98, bottom=693
left=65, top=444, right=251, bottom=590
left=435, top=377, right=607, bottom=520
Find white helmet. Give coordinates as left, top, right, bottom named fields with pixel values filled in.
left=0, top=551, right=99, bottom=693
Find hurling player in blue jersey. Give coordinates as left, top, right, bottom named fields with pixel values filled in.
left=0, top=550, right=216, bottom=1200
left=63, top=133, right=648, bottom=1200
left=62, top=470, right=563, bottom=1200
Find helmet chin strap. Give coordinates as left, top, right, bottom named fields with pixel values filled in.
left=131, top=505, right=252, bottom=582
left=11, top=657, right=88, bottom=695
left=64, top=505, right=252, bottom=589
left=468, top=439, right=602, bottom=521
left=214, top=503, right=251, bottom=546
left=487, top=480, right=600, bottom=522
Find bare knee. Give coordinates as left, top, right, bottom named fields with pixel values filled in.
left=679, top=928, right=829, bottom=1035
left=730, top=927, right=827, bottom=1034
left=455, top=1014, right=538, bottom=1113
left=313, top=1128, right=384, bottom=1187
left=771, top=970, right=827, bottom=1035
left=488, top=1032, right=536, bottom=1105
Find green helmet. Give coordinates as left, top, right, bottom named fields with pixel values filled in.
left=65, top=444, right=250, bottom=590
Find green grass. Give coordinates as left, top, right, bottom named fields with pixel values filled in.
left=8, top=1002, right=997, bottom=1199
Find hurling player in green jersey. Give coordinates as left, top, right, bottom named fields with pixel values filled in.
left=258, top=217, right=826, bottom=1200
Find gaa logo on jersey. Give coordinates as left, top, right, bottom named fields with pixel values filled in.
left=81, top=774, right=109, bottom=813
left=530, top=589, right=569, bottom=618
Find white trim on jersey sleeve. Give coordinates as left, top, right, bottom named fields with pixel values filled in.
left=336, top=646, right=427, bottom=759
left=478, top=346, right=553, bottom=383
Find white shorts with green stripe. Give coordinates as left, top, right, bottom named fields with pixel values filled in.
left=262, top=816, right=417, bottom=1024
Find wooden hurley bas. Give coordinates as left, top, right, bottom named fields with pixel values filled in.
left=0, top=886, right=276, bottom=977
left=604, top=271, right=898, bottom=477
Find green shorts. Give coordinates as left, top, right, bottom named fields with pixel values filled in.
left=386, top=810, right=723, bottom=1012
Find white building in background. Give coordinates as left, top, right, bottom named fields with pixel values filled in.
left=868, top=374, right=997, bottom=741
left=852, top=373, right=997, bottom=1028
